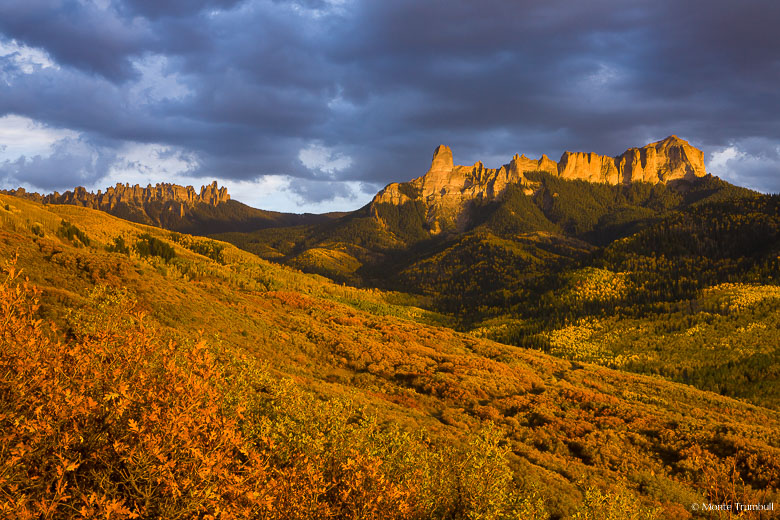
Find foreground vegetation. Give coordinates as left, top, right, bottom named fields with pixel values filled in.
left=1, top=265, right=548, bottom=519
left=1, top=193, right=779, bottom=518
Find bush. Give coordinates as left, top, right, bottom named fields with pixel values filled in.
left=31, top=222, right=44, bottom=237
left=0, top=263, right=269, bottom=518
left=58, top=220, right=90, bottom=246
left=572, top=485, right=660, bottom=520
left=107, top=236, right=131, bottom=255
left=134, top=233, right=175, bottom=261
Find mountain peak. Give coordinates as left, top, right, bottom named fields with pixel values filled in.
left=617, top=135, right=706, bottom=182
left=429, top=144, right=454, bottom=172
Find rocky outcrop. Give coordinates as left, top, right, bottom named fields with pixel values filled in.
left=428, top=144, right=454, bottom=173
left=373, top=145, right=561, bottom=232
left=3, top=180, right=337, bottom=235
left=558, top=152, right=620, bottom=183
left=558, top=135, right=706, bottom=184
left=616, top=135, right=706, bottom=183
left=372, top=136, right=707, bottom=235
left=38, top=181, right=230, bottom=210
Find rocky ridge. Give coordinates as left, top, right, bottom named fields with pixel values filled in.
left=3, top=181, right=342, bottom=235
left=372, top=136, right=707, bottom=233
left=5, top=181, right=230, bottom=219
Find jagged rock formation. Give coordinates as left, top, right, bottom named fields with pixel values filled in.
left=4, top=181, right=229, bottom=221
left=372, top=136, right=707, bottom=234
left=558, top=136, right=706, bottom=184
left=51, top=181, right=228, bottom=212
left=374, top=146, right=557, bottom=233
left=5, top=181, right=230, bottom=216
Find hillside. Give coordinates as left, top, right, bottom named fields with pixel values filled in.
left=210, top=143, right=780, bottom=414
left=1, top=192, right=779, bottom=519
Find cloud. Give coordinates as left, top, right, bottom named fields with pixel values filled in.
left=707, top=138, right=780, bottom=194
left=0, top=1, right=153, bottom=81
left=283, top=178, right=378, bottom=212
left=0, top=135, right=117, bottom=191
left=120, top=0, right=243, bottom=19
left=98, top=142, right=200, bottom=186
left=0, top=38, right=56, bottom=75
left=0, top=115, right=77, bottom=158
left=0, top=0, right=779, bottom=209
left=129, top=55, right=192, bottom=104
left=298, top=143, right=353, bottom=177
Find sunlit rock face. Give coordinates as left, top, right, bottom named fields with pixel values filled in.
left=558, top=152, right=620, bottom=183
left=374, top=145, right=561, bottom=232
left=558, top=136, right=706, bottom=184
left=615, top=135, right=707, bottom=183
left=372, top=136, right=707, bottom=235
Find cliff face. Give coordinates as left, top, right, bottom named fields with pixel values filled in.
left=557, top=152, right=620, bottom=183
left=616, top=135, right=706, bottom=183
left=372, top=136, right=707, bottom=234
left=558, top=135, right=706, bottom=184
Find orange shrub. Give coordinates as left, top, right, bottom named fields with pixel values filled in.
left=0, top=262, right=271, bottom=519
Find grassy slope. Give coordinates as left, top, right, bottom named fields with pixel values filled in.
left=1, top=193, right=779, bottom=519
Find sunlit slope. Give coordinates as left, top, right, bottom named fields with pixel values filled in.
left=1, top=193, right=778, bottom=519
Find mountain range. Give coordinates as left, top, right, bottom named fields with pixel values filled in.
left=374, top=135, right=707, bottom=234
left=209, top=136, right=757, bottom=290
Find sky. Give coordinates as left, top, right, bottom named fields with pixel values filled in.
left=1, top=0, right=779, bottom=213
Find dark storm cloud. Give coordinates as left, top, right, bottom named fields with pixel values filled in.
left=121, top=0, right=243, bottom=20
left=1, top=0, right=779, bottom=205
left=0, top=1, right=153, bottom=81
left=0, top=136, right=117, bottom=190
